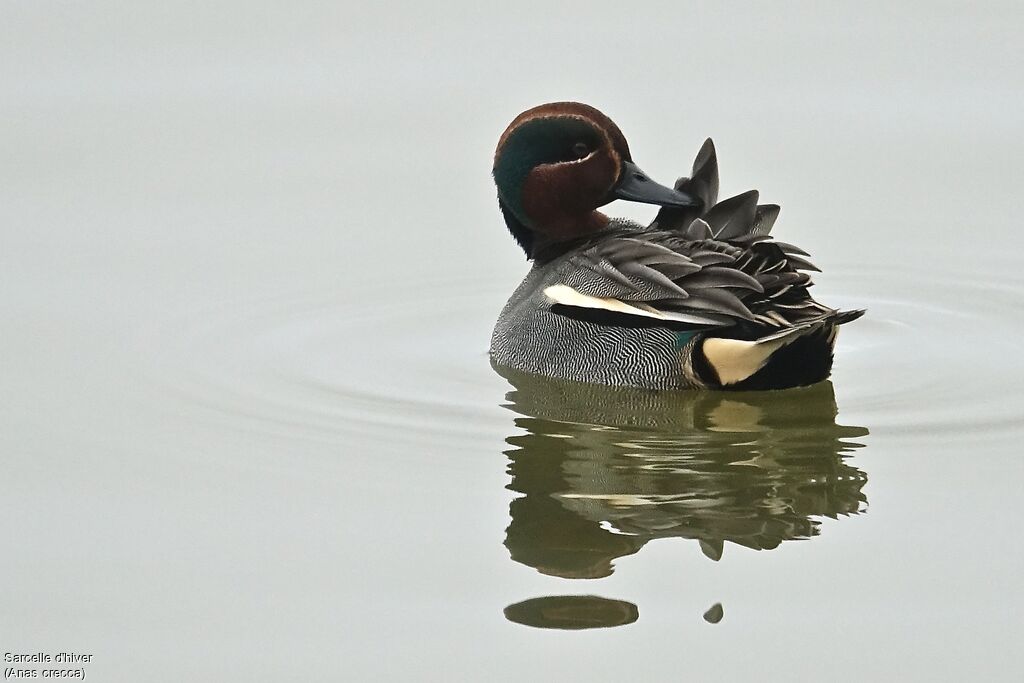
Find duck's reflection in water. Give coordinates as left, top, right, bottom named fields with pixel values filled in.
left=496, top=366, right=869, bottom=629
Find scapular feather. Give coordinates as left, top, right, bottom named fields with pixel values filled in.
left=650, top=138, right=719, bottom=231
left=705, top=190, right=760, bottom=240
left=751, top=204, right=780, bottom=236
left=684, top=218, right=714, bottom=241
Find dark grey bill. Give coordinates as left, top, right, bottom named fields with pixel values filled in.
left=613, top=161, right=701, bottom=208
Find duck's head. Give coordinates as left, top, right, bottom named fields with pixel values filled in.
left=493, top=102, right=700, bottom=258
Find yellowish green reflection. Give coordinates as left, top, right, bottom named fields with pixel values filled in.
left=496, top=365, right=869, bottom=629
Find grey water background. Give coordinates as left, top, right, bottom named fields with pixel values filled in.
left=3, top=2, right=1023, bottom=680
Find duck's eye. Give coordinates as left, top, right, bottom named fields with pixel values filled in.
left=571, top=142, right=590, bottom=158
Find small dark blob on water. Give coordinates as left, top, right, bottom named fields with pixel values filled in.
left=703, top=602, right=724, bottom=624
left=504, top=595, right=639, bottom=630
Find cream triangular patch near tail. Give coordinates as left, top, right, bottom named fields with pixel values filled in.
left=701, top=328, right=807, bottom=386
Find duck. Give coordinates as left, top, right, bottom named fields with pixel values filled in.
left=489, top=102, right=864, bottom=391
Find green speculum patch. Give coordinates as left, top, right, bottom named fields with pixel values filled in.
left=675, top=331, right=696, bottom=349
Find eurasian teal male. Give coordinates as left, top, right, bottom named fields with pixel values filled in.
left=489, top=102, right=863, bottom=391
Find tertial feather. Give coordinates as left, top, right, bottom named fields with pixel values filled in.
left=751, top=204, right=780, bottom=236
left=704, top=190, right=759, bottom=240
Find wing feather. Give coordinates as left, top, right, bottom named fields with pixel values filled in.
left=545, top=135, right=861, bottom=336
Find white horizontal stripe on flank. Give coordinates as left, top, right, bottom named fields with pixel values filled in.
left=543, top=284, right=668, bottom=320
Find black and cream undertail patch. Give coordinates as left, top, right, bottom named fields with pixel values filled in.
left=699, top=325, right=839, bottom=390
left=696, top=323, right=823, bottom=387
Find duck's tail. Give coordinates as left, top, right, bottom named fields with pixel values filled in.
left=693, top=310, right=864, bottom=390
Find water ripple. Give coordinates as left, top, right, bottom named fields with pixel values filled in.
left=135, top=263, right=1024, bottom=447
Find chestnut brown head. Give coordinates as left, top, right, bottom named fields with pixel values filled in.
left=493, top=102, right=699, bottom=258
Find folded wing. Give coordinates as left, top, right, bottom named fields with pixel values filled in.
left=545, top=136, right=864, bottom=339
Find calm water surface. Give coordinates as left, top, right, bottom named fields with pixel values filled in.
left=3, top=3, right=1023, bottom=681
